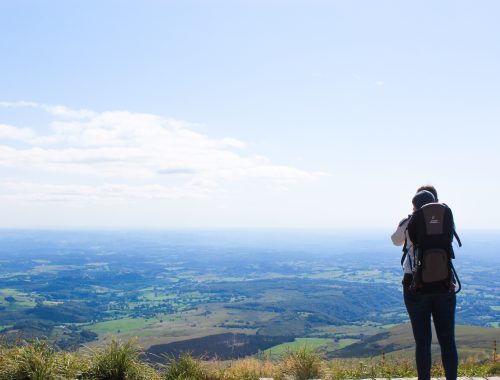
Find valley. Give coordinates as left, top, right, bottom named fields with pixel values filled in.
left=0, top=229, right=498, bottom=359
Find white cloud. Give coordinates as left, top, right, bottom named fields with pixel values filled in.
left=0, top=102, right=324, bottom=202
left=221, top=137, right=246, bottom=149
left=376, top=80, right=385, bottom=87
left=44, top=105, right=96, bottom=119
left=0, top=100, right=39, bottom=108
left=0, top=124, right=36, bottom=141
left=0, top=100, right=95, bottom=119
left=0, top=180, right=218, bottom=202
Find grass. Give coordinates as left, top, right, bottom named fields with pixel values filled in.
left=0, top=288, right=37, bottom=309
left=85, top=338, right=160, bottom=380
left=264, top=338, right=332, bottom=356
left=265, top=337, right=360, bottom=358
left=280, top=345, right=324, bottom=380
left=336, top=338, right=359, bottom=349
left=87, top=318, right=156, bottom=334
left=0, top=339, right=498, bottom=379
left=164, top=353, right=215, bottom=380
left=0, top=340, right=82, bottom=380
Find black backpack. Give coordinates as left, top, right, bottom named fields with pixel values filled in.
left=404, top=203, right=462, bottom=294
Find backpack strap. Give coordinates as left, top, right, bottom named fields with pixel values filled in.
left=443, top=203, right=462, bottom=247
left=451, top=228, right=462, bottom=293
left=399, top=215, right=411, bottom=267
left=450, top=260, right=462, bottom=294
left=401, top=232, right=408, bottom=267
left=453, top=230, right=462, bottom=247
left=401, top=228, right=415, bottom=271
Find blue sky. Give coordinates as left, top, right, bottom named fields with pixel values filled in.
left=0, top=1, right=499, bottom=229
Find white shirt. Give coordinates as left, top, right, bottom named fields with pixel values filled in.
left=391, top=216, right=414, bottom=274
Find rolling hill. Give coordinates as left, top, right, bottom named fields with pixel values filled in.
left=332, top=323, right=499, bottom=360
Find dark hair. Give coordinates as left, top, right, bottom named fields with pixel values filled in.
left=417, top=185, right=438, bottom=202
left=412, top=190, right=436, bottom=209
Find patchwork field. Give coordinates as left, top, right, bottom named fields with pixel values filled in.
left=0, top=230, right=498, bottom=359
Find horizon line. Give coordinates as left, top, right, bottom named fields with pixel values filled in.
left=0, top=227, right=499, bottom=233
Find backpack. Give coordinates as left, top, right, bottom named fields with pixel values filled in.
left=403, top=203, right=462, bottom=294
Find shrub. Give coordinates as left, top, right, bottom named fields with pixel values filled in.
left=279, top=346, right=323, bottom=380
left=1, top=339, right=498, bottom=380
left=222, top=357, right=281, bottom=380
left=163, top=353, right=214, bottom=380
left=325, top=356, right=415, bottom=380
left=84, top=338, right=159, bottom=380
left=488, top=360, right=500, bottom=375
left=0, top=340, right=83, bottom=380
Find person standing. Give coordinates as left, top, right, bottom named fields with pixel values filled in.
left=392, top=186, right=459, bottom=380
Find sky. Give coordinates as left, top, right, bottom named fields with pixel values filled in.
left=0, top=0, right=499, bottom=229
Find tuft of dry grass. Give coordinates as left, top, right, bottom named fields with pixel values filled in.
left=279, top=346, right=325, bottom=380
left=0, top=340, right=84, bottom=380
left=84, top=338, right=160, bottom=380
left=0, top=339, right=498, bottom=380
left=221, top=357, right=281, bottom=380
left=162, top=352, right=214, bottom=380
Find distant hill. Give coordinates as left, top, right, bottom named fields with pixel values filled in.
left=332, top=324, right=499, bottom=360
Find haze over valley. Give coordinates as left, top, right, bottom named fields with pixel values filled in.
left=0, top=229, right=498, bottom=360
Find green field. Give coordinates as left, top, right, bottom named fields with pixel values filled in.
left=0, top=288, right=36, bottom=309
left=87, top=318, right=157, bottom=334
left=1, top=230, right=498, bottom=357
left=264, top=338, right=331, bottom=356
left=263, top=337, right=359, bottom=357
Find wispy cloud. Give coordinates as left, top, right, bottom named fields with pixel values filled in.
left=0, top=123, right=36, bottom=141
left=0, top=180, right=216, bottom=202
left=0, top=102, right=324, bottom=202
left=0, top=101, right=95, bottom=119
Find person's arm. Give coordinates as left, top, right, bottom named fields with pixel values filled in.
left=391, top=217, right=410, bottom=246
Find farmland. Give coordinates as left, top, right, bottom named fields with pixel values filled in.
left=0, top=229, right=498, bottom=358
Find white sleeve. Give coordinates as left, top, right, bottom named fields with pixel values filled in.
left=391, top=217, right=409, bottom=246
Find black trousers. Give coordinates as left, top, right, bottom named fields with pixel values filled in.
left=403, top=277, right=458, bottom=380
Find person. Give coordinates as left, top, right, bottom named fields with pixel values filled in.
left=391, top=186, right=458, bottom=380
